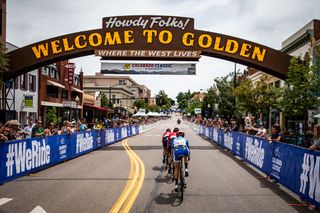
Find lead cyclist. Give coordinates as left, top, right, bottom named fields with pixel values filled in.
left=171, top=131, right=190, bottom=191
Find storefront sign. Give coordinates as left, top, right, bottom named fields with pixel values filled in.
left=101, top=62, right=196, bottom=75
left=6, top=16, right=292, bottom=81
left=24, top=95, right=33, bottom=107
left=62, top=101, right=77, bottom=108
left=66, top=63, right=75, bottom=85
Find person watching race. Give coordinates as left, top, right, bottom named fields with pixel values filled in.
left=167, top=127, right=179, bottom=174
left=171, top=131, right=190, bottom=191
left=162, top=128, right=171, bottom=164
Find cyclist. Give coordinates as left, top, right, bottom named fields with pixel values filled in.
left=162, top=128, right=171, bottom=164
left=167, top=127, right=179, bottom=174
left=171, top=131, right=190, bottom=191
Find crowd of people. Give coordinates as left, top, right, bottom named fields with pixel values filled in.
left=0, top=116, right=163, bottom=142
left=187, top=114, right=320, bottom=151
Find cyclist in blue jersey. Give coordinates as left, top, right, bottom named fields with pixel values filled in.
left=171, top=131, right=190, bottom=191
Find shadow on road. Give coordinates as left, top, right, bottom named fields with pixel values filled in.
left=154, top=191, right=183, bottom=207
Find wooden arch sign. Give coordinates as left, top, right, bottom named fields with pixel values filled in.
left=4, top=16, right=291, bottom=80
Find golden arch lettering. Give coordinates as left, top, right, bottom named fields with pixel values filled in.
left=3, top=16, right=291, bottom=80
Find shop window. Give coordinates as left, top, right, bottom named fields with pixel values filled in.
left=29, top=74, right=36, bottom=92
left=47, top=85, right=58, bottom=98
left=274, top=80, right=281, bottom=88
left=20, top=73, right=28, bottom=90
left=119, top=79, right=126, bottom=85
left=75, top=75, right=81, bottom=86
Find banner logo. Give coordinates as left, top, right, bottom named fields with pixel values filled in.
left=6, top=140, right=50, bottom=177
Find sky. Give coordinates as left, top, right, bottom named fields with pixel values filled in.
left=7, top=0, right=320, bottom=99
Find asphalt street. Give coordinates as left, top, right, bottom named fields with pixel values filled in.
left=0, top=117, right=315, bottom=213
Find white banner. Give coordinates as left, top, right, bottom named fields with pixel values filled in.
left=101, top=62, right=196, bottom=75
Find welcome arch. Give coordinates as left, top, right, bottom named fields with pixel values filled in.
left=4, top=16, right=291, bottom=80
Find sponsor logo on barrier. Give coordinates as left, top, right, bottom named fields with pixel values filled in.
left=213, top=129, right=218, bottom=142
left=205, top=128, right=209, bottom=138
left=300, top=154, right=320, bottom=202
left=132, top=127, right=136, bottom=135
left=105, top=129, right=115, bottom=143
left=224, top=132, right=233, bottom=150
left=6, top=140, right=50, bottom=177
left=121, top=127, right=128, bottom=138
left=58, top=137, right=67, bottom=160
left=76, top=133, right=93, bottom=154
left=271, top=147, right=282, bottom=179
left=97, top=135, right=102, bottom=147
left=245, top=137, right=265, bottom=168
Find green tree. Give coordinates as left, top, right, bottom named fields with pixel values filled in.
left=279, top=49, right=320, bottom=127
left=147, top=104, right=160, bottom=112
left=46, top=107, right=61, bottom=126
left=100, top=93, right=109, bottom=108
left=0, top=41, right=9, bottom=85
left=134, top=99, right=147, bottom=109
left=214, top=73, right=236, bottom=119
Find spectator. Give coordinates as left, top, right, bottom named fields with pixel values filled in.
left=44, top=122, right=58, bottom=136
left=255, top=123, right=267, bottom=138
left=32, top=120, right=44, bottom=138
left=24, top=118, right=34, bottom=139
left=0, top=121, right=10, bottom=142
left=61, top=121, right=72, bottom=135
left=268, top=125, right=282, bottom=143
left=79, top=119, right=87, bottom=131
left=309, top=124, right=320, bottom=151
left=230, top=120, right=239, bottom=132
left=9, top=120, right=26, bottom=140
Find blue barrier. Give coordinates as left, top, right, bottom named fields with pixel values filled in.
left=0, top=125, right=148, bottom=185
left=198, top=125, right=320, bottom=207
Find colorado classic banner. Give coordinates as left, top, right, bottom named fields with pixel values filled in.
left=101, top=62, right=196, bottom=75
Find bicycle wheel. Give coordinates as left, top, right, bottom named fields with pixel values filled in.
left=180, top=157, right=185, bottom=201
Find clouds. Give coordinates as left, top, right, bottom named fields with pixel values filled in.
left=7, top=0, right=320, bottom=98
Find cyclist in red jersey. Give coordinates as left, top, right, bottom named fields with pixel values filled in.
left=167, top=127, right=179, bottom=174
left=162, top=128, right=171, bottom=164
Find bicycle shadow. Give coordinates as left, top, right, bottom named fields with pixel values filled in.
left=154, top=190, right=183, bottom=207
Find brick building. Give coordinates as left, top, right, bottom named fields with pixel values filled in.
left=38, top=61, right=83, bottom=125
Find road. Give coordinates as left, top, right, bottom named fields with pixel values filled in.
left=0, top=118, right=315, bottom=213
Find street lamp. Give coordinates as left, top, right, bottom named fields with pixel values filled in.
left=75, top=95, right=80, bottom=122
left=109, top=82, right=127, bottom=107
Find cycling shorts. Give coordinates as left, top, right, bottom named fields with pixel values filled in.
left=173, top=146, right=189, bottom=162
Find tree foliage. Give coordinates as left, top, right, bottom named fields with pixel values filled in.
left=46, top=107, right=61, bottom=126
left=0, top=41, right=9, bottom=85
left=100, top=93, right=109, bottom=108
left=279, top=49, right=320, bottom=119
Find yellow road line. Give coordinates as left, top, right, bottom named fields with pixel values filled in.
left=109, top=139, right=145, bottom=213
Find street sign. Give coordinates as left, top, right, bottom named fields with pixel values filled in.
left=194, top=108, right=201, bottom=114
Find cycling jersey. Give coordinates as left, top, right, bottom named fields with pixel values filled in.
left=168, top=132, right=177, bottom=152
left=171, top=136, right=190, bottom=162
left=162, top=131, right=171, bottom=148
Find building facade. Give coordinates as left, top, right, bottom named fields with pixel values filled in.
left=38, top=61, right=83, bottom=125
left=247, top=19, right=320, bottom=129
left=83, top=73, right=151, bottom=115
left=6, top=42, right=39, bottom=126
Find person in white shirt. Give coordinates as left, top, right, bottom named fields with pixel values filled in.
left=24, top=119, right=34, bottom=139
left=255, top=123, right=267, bottom=138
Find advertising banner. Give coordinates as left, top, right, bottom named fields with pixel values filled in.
left=101, top=62, right=196, bottom=75
left=197, top=125, right=320, bottom=207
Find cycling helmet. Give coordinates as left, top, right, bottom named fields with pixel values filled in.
left=166, top=128, right=171, bottom=132
left=173, top=127, right=179, bottom=132
left=176, top=131, right=185, bottom=137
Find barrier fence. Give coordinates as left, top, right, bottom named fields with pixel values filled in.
left=196, top=125, right=320, bottom=208
left=0, top=123, right=159, bottom=184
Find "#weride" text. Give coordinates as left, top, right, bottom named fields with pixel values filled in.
left=6, top=140, right=50, bottom=177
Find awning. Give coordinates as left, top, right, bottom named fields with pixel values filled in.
left=47, top=80, right=65, bottom=89
left=72, top=87, right=84, bottom=93
left=83, top=104, right=113, bottom=112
